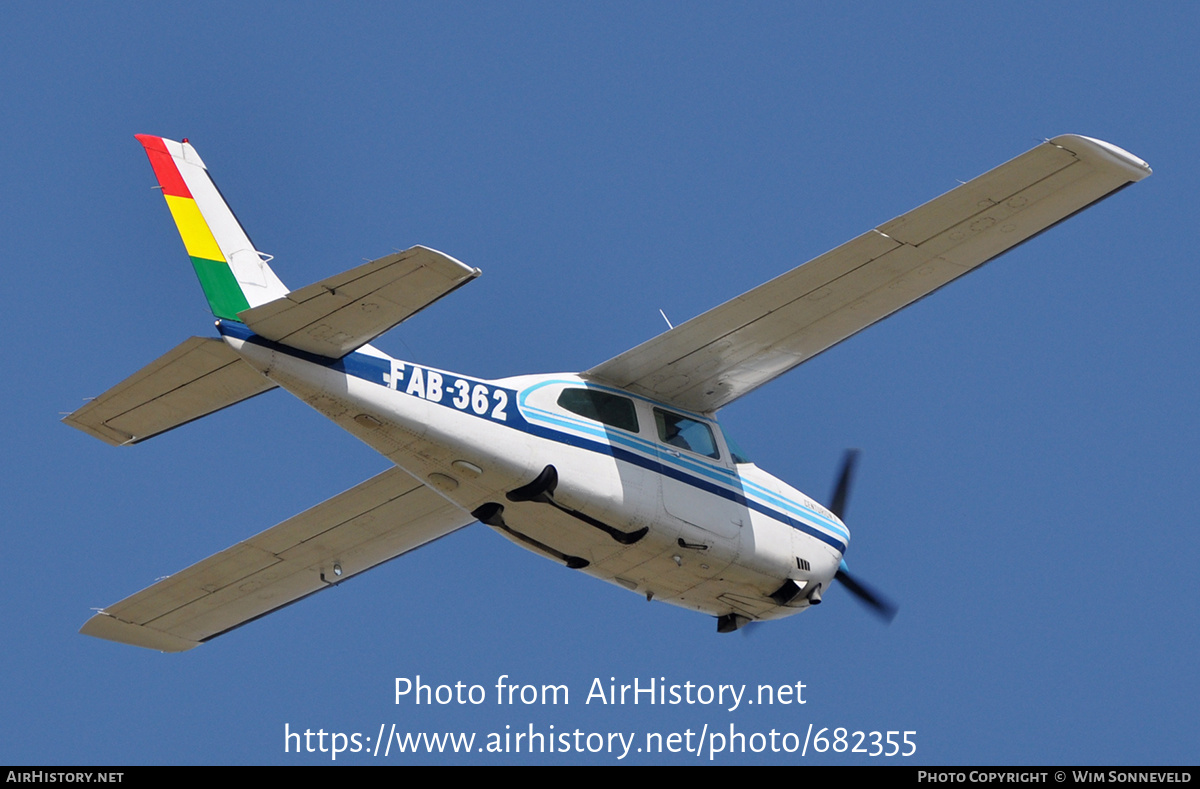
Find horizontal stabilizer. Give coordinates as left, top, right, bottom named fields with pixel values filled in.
left=80, top=467, right=475, bottom=651
left=63, top=337, right=277, bottom=446
left=239, top=245, right=480, bottom=358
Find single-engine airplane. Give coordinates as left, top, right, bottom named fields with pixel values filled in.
left=67, top=134, right=1150, bottom=651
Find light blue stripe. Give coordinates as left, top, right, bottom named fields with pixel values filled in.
left=518, top=382, right=850, bottom=543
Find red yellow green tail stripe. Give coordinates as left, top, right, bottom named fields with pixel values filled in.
left=135, top=135, right=288, bottom=320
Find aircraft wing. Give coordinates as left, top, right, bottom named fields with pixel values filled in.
left=62, top=337, right=276, bottom=446
left=585, top=135, right=1151, bottom=413
left=238, top=245, right=480, bottom=359
left=80, top=467, right=475, bottom=651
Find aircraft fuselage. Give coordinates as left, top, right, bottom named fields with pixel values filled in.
left=70, top=134, right=1150, bottom=649
left=223, top=321, right=848, bottom=626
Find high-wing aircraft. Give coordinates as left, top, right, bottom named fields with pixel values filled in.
left=66, top=134, right=1150, bottom=651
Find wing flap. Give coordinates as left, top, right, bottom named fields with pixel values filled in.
left=238, top=245, right=480, bottom=358
left=586, top=135, right=1150, bottom=412
left=80, top=467, right=475, bottom=651
left=62, top=337, right=276, bottom=446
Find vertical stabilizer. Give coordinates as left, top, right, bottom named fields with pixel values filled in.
left=136, top=135, right=289, bottom=320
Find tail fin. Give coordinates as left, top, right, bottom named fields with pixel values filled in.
left=136, top=135, right=289, bottom=320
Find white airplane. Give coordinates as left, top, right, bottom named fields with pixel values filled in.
left=67, top=134, right=1150, bottom=651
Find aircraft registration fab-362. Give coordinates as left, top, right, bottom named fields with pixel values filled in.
left=66, top=134, right=1150, bottom=651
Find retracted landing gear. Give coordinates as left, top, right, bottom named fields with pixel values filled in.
left=716, top=613, right=751, bottom=633
left=768, top=578, right=806, bottom=606
left=471, top=502, right=589, bottom=569
left=506, top=465, right=648, bottom=545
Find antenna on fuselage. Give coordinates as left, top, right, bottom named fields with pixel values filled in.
left=658, top=309, right=674, bottom=330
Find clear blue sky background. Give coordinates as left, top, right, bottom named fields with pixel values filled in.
left=3, top=2, right=1195, bottom=765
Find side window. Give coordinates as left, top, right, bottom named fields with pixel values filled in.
left=556, top=388, right=639, bottom=433
left=654, top=408, right=719, bottom=459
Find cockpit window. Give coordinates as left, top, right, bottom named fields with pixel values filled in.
left=654, top=408, right=719, bottom=459
left=557, top=388, right=639, bottom=432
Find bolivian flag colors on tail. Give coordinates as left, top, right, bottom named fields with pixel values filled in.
left=136, top=135, right=288, bottom=321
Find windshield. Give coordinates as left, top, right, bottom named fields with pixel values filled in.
left=721, top=428, right=753, bottom=465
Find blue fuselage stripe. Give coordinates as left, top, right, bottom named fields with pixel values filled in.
left=217, top=323, right=847, bottom=553
left=522, top=423, right=848, bottom=553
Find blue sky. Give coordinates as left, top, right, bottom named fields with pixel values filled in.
left=3, top=2, right=1196, bottom=765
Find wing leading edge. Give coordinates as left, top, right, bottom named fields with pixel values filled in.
left=585, top=135, right=1151, bottom=413
left=80, top=468, right=475, bottom=651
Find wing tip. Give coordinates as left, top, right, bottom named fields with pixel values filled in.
left=80, top=612, right=201, bottom=653
left=1050, top=134, right=1152, bottom=181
